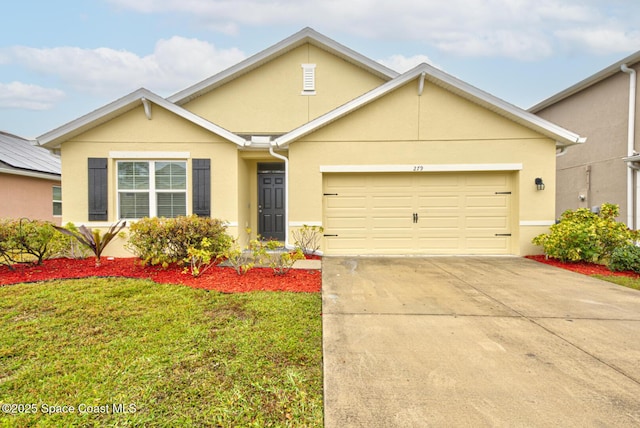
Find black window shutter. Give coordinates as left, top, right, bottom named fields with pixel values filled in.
left=192, top=159, right=211, bottom=217
left=88, top=158, right=108, bottom=221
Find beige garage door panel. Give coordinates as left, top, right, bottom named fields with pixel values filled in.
left=323, top=172, right=514, bottom=255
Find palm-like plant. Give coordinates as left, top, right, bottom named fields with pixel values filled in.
left=54, top=220, right=126, bottom=266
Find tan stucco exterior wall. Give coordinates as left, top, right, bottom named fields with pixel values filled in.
left=59, top=104, right=241, bottom=256
left=535, top=67, right=637, bottom=224
left=0, top=173, right=61, bottom=225
left=182, top=43, right=387, bottom=134
left=287, top=80, right=557, bottom=255
left=52, top=53, right=561, bottom=257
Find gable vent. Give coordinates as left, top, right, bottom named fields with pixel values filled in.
left=302, top=63, right=316, bottom=94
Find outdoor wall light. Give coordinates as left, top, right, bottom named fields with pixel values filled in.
left=535, top=177, right=545, bottom=191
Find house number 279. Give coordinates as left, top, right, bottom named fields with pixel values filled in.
left=413, top=165, right=424, bottom=171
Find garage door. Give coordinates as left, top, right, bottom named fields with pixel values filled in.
left=323, top=172, right=514, bottom=255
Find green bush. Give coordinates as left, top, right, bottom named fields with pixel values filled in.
left=0, top=219, right=17, bottom=267
left=55, top=220, right=127, bottom=266
left=184, top=237, right=223, bottom=277
left=532, top=203, right=639, bottom=263
left=262, top=240, right=305, bottom=275
left=0, top=218, right=61, bottom=266
left=48, top=223, right=92, bottom=260
left=608, top=245, right=640, bottom=273
left=127, top=215, right=232, bottom=267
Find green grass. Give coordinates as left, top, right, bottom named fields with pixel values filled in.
left=0, top=278, right=323, bottom=427
left=593, top=274, right=640, bottom=291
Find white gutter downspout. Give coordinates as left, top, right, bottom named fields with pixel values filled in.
left=621, top=64, right=636, bottom=228
left=141, top=97, right=152, bottom=120
left=269, top=143, right=291, bottom=249
left=556, top=145, right=568, bottom=157
left=418, top=72, right=427, bottom=96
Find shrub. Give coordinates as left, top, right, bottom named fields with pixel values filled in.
left=262, top=240, right=305, bottom=275
left=0, top=218, right=62, bottom=266
left=532, top=203, right=639, bottom=263
left=48, top=223, right=92, bottom=260
left=0, top=219, right=18, bottom=267
left=292, top=225, right=324, bottom=255
left=218, top=230, right=305, bottom=276
left=54, top=220, right=126, bottom=266
left=222, top=240, right=256, bottom=275
left=608, top=245, right=640, bottom=273
left=183, top=237, right=223, bottom=277
left=127, top=216, right=232, bottom=267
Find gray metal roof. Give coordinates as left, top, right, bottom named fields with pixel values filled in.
left=0, top=131, right=61, bottom=175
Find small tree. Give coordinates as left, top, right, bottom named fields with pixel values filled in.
left=292, top=224, right=324, bottom=255
left=55, top=220, right=126, bottom=266
left=5, top=219, right=58, bottom=265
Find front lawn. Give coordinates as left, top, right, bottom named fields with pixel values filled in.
left=592, top=274, right=640, bottom=291
left=0, top=278, right=323, bottom=427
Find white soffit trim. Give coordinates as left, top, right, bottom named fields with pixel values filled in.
left=168, top=27, right=398, bottom=104
left=109, top=151, right=191, bottom=159
left=37, top=88, right=246, bottom=149
left=319, top=163, right=524, bottom=173
left=275, top=63, right=585, bottom=148
left=520, top=220, right=555, bottom=226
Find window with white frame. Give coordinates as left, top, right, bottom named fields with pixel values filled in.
left=117, top=161, right=187, bottom=219
left=53, top=185, right=62, bottom=216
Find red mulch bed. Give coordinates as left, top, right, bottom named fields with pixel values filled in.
left=0, top=257, right=322, bottom=293
left=525, top=255, right=640, bottom=278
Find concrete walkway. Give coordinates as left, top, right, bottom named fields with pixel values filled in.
left=322, top=256, right=640, bottom=427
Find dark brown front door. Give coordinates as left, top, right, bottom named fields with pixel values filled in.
left=258, top=172, right=285, bottom=241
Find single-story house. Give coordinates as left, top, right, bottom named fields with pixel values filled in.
left=37, top=27, right=584, bottom=256
left=0, top=131, right=61, bottom=225
left=530, top=51, right=640, bottom=228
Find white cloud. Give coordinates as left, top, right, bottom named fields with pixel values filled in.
left=0, top=82, right=65, bottom=110
left=556, top=28, right=640, bottom=54
left=2, top=36, right=246, bottom=97
left=106, top=0, right=640, bottom=59
left=377, top=54, right=438, bottom=73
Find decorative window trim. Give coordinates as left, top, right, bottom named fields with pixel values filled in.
left=116, top=160, right=188, bottom=220
left=301, top=64, right=316, bottom=95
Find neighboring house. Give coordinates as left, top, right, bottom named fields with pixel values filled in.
left=530, top=51, right=640, bottom=228
left=37, top=28, right=584, bottom=257
left=0, top=131, right=62, bottom=225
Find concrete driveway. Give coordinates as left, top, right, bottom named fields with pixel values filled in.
left=322, top=256, right=640, bottom=427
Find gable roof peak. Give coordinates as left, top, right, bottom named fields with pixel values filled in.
left=168, top=27, right=399, bottom=105
left=274, top=61, right=585, bottom=148
left=38, top=87, right=246, bottom=149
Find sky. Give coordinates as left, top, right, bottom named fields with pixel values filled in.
left=1, top=0, right=640, bottom=139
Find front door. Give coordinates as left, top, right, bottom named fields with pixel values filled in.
left=258, top=172, right=286, bottom=241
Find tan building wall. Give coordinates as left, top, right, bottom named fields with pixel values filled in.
left=183, top=43, right=387, bottom=134
left=0, top=173, right=61, bottom=225
left=287, top=79, right=557, bottom=255
left=59, top=104, right=241, bottom=256
left=39, top=29, right=575, bottom=258
left=534, top=66, right=637, bottom=222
